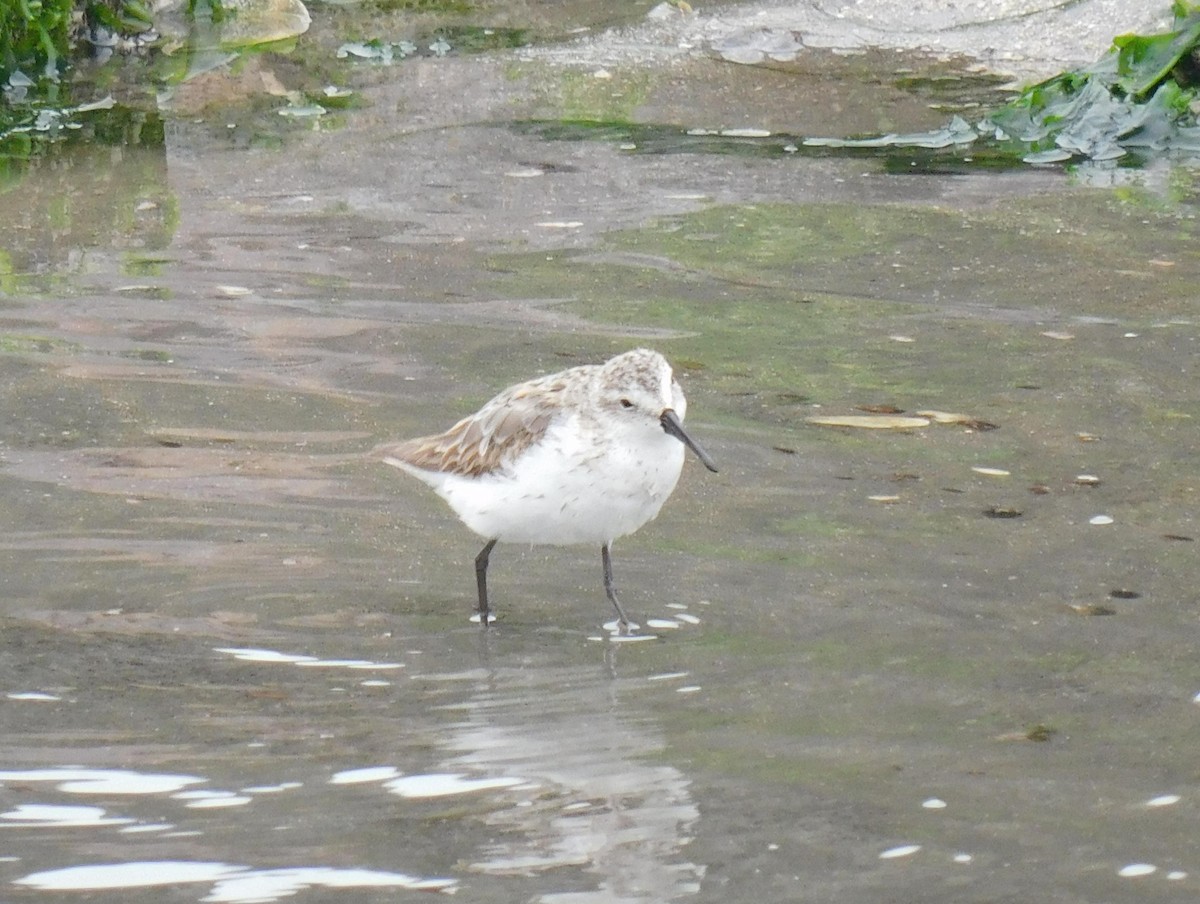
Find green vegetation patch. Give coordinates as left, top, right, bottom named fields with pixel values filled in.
left=806, top=1, right=1200, bottom=166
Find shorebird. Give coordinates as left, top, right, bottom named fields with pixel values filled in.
left=377, top=348, right=718, bottom=630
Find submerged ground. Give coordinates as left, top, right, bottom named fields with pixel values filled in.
left=1, top=1, right=1198, bottom=902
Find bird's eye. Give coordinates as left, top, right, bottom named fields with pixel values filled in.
left=619, top=398, right=634, bottom=409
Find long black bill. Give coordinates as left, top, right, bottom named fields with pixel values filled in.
left=660, top=409, right=719, bottom=473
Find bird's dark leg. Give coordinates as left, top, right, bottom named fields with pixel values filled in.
left=601, top=542, right=633, bottom=631
left=475, top=538, right=498, bottom=626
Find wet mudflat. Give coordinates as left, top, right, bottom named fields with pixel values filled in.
left=2, top=2, right=1199, bottom=902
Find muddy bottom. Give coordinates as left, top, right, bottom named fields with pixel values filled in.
left=1, top=4, right=1199, bottom=902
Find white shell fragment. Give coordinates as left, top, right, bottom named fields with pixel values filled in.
left=915, top=410, right=997, bottom=430
left=1145, top=794, right=1181, bottom=807
left=1118, top=863, right=1156, bottom=878
left=808, top=415, right=930, bottom=429
left=879, top=844, right=921, bottom=860
left=919, top=410, right=966, bottom=424
left=922, top=798, right=947, bottom=809
left=971, top=466, right=1010, bottom=477
left=720, top=128, right=772, bottom=138
left=1089, top=515, right=1114, bottom=525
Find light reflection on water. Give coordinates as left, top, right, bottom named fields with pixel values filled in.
left=2, top=646, right=703, bottom=902
left=0, top=767, right=205, bottom=795
left=14, top=862, right=456, bottom=899
left=444, top=666, right=704, bottom=901
left=4, top=7, right=1194, bottom=894
left=214, top=646, right=405, bottom=670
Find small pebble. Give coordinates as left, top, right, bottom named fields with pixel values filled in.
left=879, top=844, right=921, bottom=860
left=1089, top=515, right=1114, bottom=525
left=1067, top=603, right=1116, bottom=616
left=984, top=506, right=1022, bottom=519
left=922, top=798, right=947, bottom=809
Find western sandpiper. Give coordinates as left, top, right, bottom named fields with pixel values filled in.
left=377, top=348, right=718, bottom=630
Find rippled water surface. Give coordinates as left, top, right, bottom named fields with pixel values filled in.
left=2, top=2, right=1199, bottom=902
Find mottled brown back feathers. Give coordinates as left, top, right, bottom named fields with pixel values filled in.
left=376, top=373, right=577, bottom=477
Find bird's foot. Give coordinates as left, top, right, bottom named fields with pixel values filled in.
left=603, top=618, right=640, bottom=636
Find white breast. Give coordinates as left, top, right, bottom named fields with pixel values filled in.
left=426, top=414, right=686, bottom=546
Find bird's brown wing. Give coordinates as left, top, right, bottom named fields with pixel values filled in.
left=376, top=374, right=573, bottom=478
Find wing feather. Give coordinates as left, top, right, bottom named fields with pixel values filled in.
left=376, top=374, right=573, bottom=478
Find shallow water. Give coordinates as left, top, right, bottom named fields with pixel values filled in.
left=2, top=2, right=1199, bottom=902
